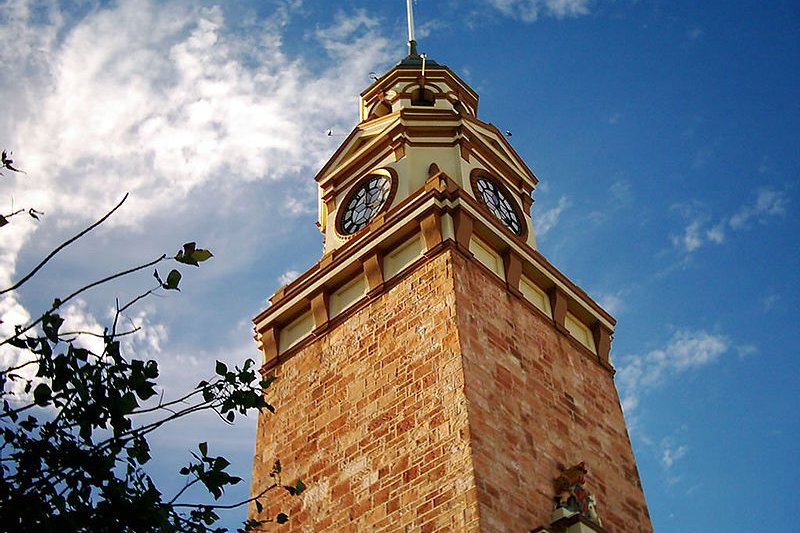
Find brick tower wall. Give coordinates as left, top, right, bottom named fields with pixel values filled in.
left=250, top=246, right=651, bottom=532
left=451, top=251, right=652, bottom=532
left=250, top=251, right=483, bottom=532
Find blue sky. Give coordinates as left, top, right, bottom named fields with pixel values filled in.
left=1, top=0, right=798, bottom=531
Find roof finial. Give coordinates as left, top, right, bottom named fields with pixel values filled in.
left=406, top=0, right=419, bottom=57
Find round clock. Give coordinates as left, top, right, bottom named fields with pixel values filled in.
left=338, top=174, right=393, bottom=235
left=472, top=175, right=524, bottom=236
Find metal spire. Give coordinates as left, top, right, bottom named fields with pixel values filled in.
left=406, top=0, right=419, bottom=57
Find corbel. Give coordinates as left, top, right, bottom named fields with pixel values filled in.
left=419, top=211, right=443, bottom=252
left=311, top=291, right=330, bottom=333
left=258, top=327, right=279, bottom=368
left=363, top=252, right=385, bottom=296
left=592, top=323, right=614, bottom=370
left=549, top=287, right=569, bottom=335
left=453, top=209, right=474, bottom=252
left=503, top=250, right=523, bottom=296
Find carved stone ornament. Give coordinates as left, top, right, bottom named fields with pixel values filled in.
left=552, top=462, right=602, bottom=527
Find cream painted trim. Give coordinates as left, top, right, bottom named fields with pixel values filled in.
left=278, top=311, right=314, bottom=354
left=469, top=236, right=505, bottom=280
left=565, top=312, right=597, bottom=353
left=330, top=274, right=367, bottom=318
left=462, top=202, right=614, bottom=331
left=255, top=197, right=445, bottom=335
left=384, top=234, right=424, bottom=281
left=520, top=275, right=551, bottom=317
left=256, top=196, right=614, bottom=343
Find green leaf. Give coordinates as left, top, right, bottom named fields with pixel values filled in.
left=276, top=513, right=289, bottom=524
left=33, top=383, right=51, bottom=406
left=284, top=479, right=305, bottom=496
left=175, top=242, right=196, bottom=264
left=199, top=441, right=208, bottom=457
left=174, top=242, right=212, bottom=266
left=255, top=500, right=263, bottom=513
left=191, top=248, right=213, bottom=263
left=164, top=269, right=182, bottom=291
left=215, top=361, right=227, bottom=376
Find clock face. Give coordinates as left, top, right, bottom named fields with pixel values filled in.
left=339, top=174, right=392, bottom=235
left=474, top=176, right=523, bottom=236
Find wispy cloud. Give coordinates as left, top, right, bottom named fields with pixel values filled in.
left=6, top=2, right=392, bottom=228
left=595, top=290, right=626, bottom=316
left=728, top=188, right=788, bottom=229
left=486, top=0, right=591, bottom=22
left=670, top=187, right=789, bottom=254
left=0, top=0, right=392, bottom=407
left=535, top=195, right=571, bottom=238
left=278, top=270, right=300, bottom=285
left=616, top=329, right=730, bottom=412
left=661, top=440, right=688, bottom=470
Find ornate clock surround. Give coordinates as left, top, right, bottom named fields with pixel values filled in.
left=335, top=168, right=399, bottom=238
left=469, top=168, right=528, bottom=239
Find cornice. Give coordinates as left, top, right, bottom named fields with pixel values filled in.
left=254, top=177, right=614, bottom=342
left=460, top=114, right=539, bottom=187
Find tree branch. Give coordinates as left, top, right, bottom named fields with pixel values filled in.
left=171, top=482, right=280, bottom=511
left=1, top=253, right=167, bottom=348
left=1, top=193, right=129, bottom=295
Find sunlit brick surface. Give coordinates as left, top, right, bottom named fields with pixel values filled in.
left=250, top=248, right=651, bottom=532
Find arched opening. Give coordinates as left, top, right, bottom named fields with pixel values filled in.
left=410, top=87, right=435, bottom=106
left=369, top=100, right=392, bottom=119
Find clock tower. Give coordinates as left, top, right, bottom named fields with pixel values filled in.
left=249, top=47, right=652, bottom=532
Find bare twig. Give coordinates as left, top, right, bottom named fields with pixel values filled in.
left=1, top=193, right=129, bottom=295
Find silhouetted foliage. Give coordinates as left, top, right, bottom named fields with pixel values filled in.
left=0, top=155, right=302, bottom=531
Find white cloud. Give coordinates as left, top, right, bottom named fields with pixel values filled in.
left=670, top=187, right=788, bottom=254
left=705, top=221, right=726, bottom=244
left=0, top=0, right=392, bottom=321
left=0, top=0, right=392, bottom=420
left=486, top=0, right=590, bottom=22
left=661, top=441, right=688, bottom=469
left=616, top=329, right=730, bottom=412
left=671, top=219, right=703, bottom=253
left=3, top=0, right=393, bottom=237
left=117, top=307, right=170, bottom=358
left=728, top=187, right=788, bottom=230
left=535, top=195, right=571, bottom=237
left=0, top=291, right=33, bottom=399
left=596, top=291, right=625, bottom=316
left=60, top=299, right=105, bottom=355
left=278, top=269, right=300, bottom=285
